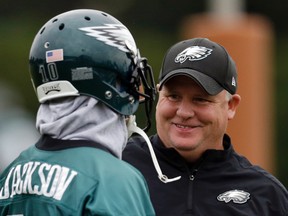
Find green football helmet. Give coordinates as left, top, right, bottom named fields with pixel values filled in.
left=29, top=9, right=155, bottom=130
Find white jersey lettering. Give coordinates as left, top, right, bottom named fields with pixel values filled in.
left=0, top=167, right=15, bottom=199
left=0, top=161, right=78, bottom=201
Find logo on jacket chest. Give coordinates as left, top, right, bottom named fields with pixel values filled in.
left=217, top=189, right=250, bottom=204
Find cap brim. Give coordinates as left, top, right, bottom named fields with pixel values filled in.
left=159, top=69, right=223, bottom=95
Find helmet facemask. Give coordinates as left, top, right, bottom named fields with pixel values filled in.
left=130, top=55, right=155, bottom=132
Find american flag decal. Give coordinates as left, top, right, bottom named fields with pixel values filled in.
left=46, top=49, right=64, bottom=63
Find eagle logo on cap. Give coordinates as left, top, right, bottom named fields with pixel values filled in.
left=175, top=46, right=213, bottom=64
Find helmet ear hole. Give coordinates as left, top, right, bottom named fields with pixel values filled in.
left=44, top=42, right=49, bottom=48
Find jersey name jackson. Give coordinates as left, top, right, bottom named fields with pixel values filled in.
left=0, top=161, right=78, bottom=201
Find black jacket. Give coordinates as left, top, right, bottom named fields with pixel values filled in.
left=123, top=134, right=288, bottom=216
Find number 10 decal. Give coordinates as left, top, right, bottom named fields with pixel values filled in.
left=39, top=63, right=59, bottom=83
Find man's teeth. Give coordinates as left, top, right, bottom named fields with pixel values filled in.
left=176, top=124, right=191, bottom=129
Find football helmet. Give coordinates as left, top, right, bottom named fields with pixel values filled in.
left=29, top=9, right=155, bottom=130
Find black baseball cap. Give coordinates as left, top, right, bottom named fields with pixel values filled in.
left=159, top=38, right=238, bottom=95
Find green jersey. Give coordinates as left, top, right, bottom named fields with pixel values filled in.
left=0, top=136, right=155, bottom=215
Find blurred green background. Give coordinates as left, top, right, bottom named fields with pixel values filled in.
left=0, top=0, right=287, bottom=187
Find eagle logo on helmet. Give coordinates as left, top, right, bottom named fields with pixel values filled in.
left=79, top=24, right=137, bottom=53
left=217, top=189, right=250, bottom=204
left=175, top=46, right=213, bottom=64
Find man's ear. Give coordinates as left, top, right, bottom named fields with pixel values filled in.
left=228, top=94, right=241, bottom=120
left=156, top=84, right=160, bottom=92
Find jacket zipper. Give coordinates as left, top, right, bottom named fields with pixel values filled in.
left=187, top=169, right=198, bottom=214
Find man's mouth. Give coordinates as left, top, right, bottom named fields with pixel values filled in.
left=174, top=123, right=193, bottom=129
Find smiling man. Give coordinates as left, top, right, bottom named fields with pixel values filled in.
left=123, top=38, right=288, bottom=216
left=156, top=75, right=239, bottom=163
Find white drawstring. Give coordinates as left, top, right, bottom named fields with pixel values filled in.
left=127, top=115, right=181, bottom=183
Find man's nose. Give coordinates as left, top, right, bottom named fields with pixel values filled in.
left=176, top=101, right=194, bottom=119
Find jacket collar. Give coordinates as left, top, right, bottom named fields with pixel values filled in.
left=152, top=134, right=234, bottom=167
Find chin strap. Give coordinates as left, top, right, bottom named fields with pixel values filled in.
left=127, top=115, right=181, bottom=183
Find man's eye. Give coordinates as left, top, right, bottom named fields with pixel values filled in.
left=167, top=94, right=180, bottom=101
left=194, top=97, right=209, bottom=103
